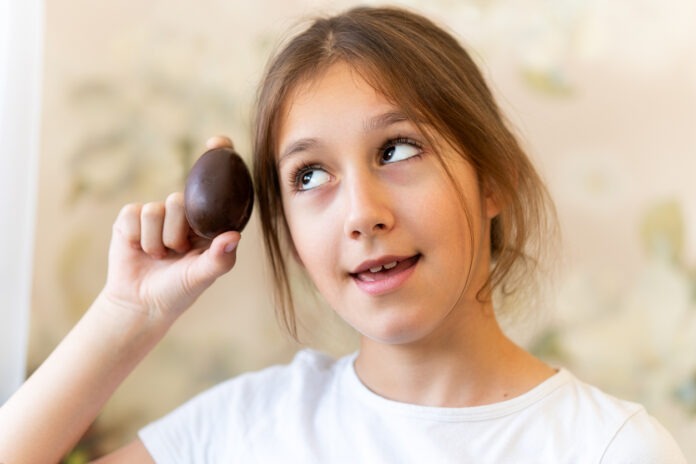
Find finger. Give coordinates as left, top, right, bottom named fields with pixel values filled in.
left=163, top=192, right=191, bottom=254
left=140, top=202, right=167, bottom=258
left=188, top=231, right=241, bottom=285
left=205, top=135, right=234, bottom=150
left=114, top=203, right=143, bottom=249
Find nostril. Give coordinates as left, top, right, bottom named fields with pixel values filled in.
left=350, top=219, right=393, bottom=239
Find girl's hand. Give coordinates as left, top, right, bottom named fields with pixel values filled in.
left=100, top=136, right=241, bottom=324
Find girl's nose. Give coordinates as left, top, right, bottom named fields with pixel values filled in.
left=342, top=171, right=395, bottom=240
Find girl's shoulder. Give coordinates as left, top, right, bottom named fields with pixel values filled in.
left=599, top=408, right=687, bottom=463
left=549, top=370, right=686, bottom=462
left=137, top=349, right=350, bottom=462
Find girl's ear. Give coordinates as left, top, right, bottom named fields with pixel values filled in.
left=482, top=167, right=513, bottom=220
left=485, top=192, right=501, bottom=219
left=483, top=183, right=502, bottom=219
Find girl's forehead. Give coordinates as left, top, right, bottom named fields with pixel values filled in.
left=286, top=61, right=400, bottom=109
left=274, top=63, right=401, bottom=141
left=290, top=63, right=375, bottom=102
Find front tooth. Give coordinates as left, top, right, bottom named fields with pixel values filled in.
left=369, top=265, right=383, bottom=273
left=383, top=261, right=397, bottom=270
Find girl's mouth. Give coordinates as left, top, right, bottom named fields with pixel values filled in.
left=350, top=254, right=421, bottom=295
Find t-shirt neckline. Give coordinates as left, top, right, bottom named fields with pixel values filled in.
left=341, top=351, right=572, bottom=422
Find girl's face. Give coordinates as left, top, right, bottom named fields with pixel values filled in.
left=276, top=62, right=499, bottom=346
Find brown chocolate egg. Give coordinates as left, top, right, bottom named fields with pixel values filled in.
left=184, top=147, right=254, bottom=239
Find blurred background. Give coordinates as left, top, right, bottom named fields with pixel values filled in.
left=2, top=0, right=695, bottom=461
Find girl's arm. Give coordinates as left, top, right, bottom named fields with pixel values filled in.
left=0, top=292, right=175, bottom=463
left=0, top=139, right=240, bottom=464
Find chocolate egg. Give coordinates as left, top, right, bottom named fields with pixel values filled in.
left=184, top=147, right=254, bottom=239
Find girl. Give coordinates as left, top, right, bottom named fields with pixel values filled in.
left=0, top=6, right=686, bottom=463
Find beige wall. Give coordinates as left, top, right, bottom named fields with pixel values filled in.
left=33, top=0, right=696, bottom=457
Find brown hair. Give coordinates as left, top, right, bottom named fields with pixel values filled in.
left=253, top=6, right=555, bottom=339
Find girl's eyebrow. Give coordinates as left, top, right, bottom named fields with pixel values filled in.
left=277, top=111, right=410, bottom=167
left=363, top=111, right=409, bottom=131
left=278, top=138, right=319, bottom=168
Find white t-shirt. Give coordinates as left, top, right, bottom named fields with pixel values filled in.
left=139, top=349, right=686, bottom=463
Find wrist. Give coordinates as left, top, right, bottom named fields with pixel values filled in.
left=90, top=291, right=177, bottom=344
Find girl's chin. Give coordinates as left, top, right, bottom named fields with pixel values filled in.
left=353, top=315, right=439, bottom=347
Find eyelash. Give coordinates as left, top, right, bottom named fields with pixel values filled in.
left=379, top=136, right=423, bottom=162
left=288, top=162, right=323, bottom=192
left=287, top=136, right=424, bottom=192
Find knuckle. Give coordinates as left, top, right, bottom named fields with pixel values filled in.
left=114, top=203, right=142, bottom=242
left=163, top=234, right=187, bottom=251
left=143, top=247, right=166, bottom=258
left=118, top=202, right=141, bottom=219
left=165, top=192, right=184, bottom=208
left=141, top=238, right=165, bottom=256
left=141, top=202, right=165, bottom=219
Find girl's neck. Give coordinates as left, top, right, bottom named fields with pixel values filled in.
left=354, top=305, right=555, bottom=408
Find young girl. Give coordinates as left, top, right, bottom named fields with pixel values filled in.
left=0, top=6, right=687, bottom=463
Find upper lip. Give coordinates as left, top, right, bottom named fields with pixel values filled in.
left=349, top=254, right=417, bottom=275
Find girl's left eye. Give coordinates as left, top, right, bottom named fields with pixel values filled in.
left=293, top=165, right=330, bottom=191
left=380, top=138, right=423, bottom=164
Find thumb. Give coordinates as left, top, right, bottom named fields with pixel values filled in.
left=188, top=231, right=242, bottom=287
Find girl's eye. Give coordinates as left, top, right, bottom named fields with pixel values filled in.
left=294, top=166, right=330, bottom=191
left=381, top=138, right=423, bottom=164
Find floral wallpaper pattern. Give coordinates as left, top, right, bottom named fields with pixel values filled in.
left=33, top=0, right=696, bottom=460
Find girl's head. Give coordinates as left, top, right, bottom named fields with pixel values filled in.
left=253, top=6, right=554, bottom=340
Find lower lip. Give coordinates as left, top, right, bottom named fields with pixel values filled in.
left=351, top=256, right=419, bottom=296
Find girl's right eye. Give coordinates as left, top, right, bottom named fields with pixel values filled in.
left=293, top=165, right=331, bottom=191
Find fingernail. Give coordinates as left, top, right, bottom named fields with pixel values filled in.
left=224, top=242, right=238, bottom=253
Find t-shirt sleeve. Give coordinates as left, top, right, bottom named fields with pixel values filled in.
left=136, top=350, right=332, bottom=463
left=137, top=379, right=238, bottom=463
left=600, top=409, right=687, bottom=464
